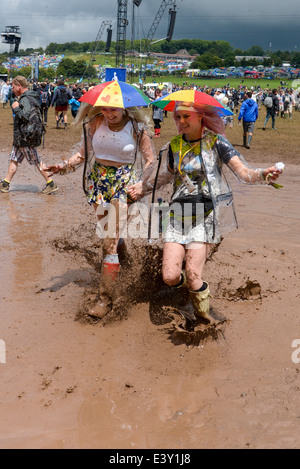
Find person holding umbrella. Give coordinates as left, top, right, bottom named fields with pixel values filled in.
left=128, top=91, right=284, bottom=331
left=45, top=80, right=155, bottom=318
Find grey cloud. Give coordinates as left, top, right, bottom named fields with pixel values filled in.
left=0, top=0, right=299, bottom=52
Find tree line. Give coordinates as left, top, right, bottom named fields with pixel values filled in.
left=1, top=39, right=300, bottom=80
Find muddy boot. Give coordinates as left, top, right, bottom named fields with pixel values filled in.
left=87, top=256, right=120, bottom=319
left=189, top=282, right=224, bottom=326
left=247, top=134, right=252, bottom=149
left=88, top=291, right=112, bottom=319
left=174, top=271, right=197, bottom=331
left=243, top=135, right=247, bottom=147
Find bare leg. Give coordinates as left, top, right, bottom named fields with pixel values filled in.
left=185, top=242, right=212, bottom=291
left=36, top=162, right=53, bottom=182
left=63, top=110, right=68, bottom=125
left=88, top=201, right=127, bottom=318
left=5, top=161, right=18, bottom=182
left=162, top=242, right=186, bottom=286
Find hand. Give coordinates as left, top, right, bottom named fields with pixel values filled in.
left=12, top=101, right=19, bottom=110
left=263, top=165, right=283, bottom=183
left=44, top=164, right=66, bottom=176
left=127, top=182, right=144, bottom=200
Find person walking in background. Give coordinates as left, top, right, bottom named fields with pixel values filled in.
left=0, top=76, right=58, bottom=195
left=51, top=79, right=72, bottom=129
left=263, top=89, right=279, bottom=130
left=69, top=96, right=81, bottom=120
left=72, top=83, right=83, bottom=101
left=238, top=91, right=258, bottom=149
left=284, top=89, right=294, bottom=119
left=278, top=90, right=284, bottom=118
left=0, top=81, right=10, bottom=108
left=161, top=84, right=169, bottom=118
left=39, top=82, right=51, bottom=126
left=152, top=87, right=164, bottom=138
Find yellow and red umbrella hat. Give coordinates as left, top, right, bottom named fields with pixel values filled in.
left=151, top=89, right=233, bottom=116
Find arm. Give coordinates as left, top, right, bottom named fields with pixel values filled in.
left=51, top=88, right=58, bottom=107
left=127, top=143, right=173, bottom=200
left=13, top=96, right=31, bottom=120
left=138, top=127, right=155, bottom=169
left=126, top=125, right=156, bottom=200
left=227, top=155, right=283, bottom=185
left=238, top=102, right=245, bottom=121
left=216, top=135, right=283, bottom=185
left=45, top=119, right=100, bottom=175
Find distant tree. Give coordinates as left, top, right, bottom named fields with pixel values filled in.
left=234, top=48, right=244, bottom=56
left=291, top=53, right=300, bottom=67
left=191, top=53, right=223, bottom=69
left=262, top=57, right=273, bottom=66
left=10, top=66, right=32, bottom=79
left=39, top=67, right=56, bottom=80
left=223, top=53, right=236, bottom=67
left=244, top=45, right=265, bottom=57
left=57, top=58, right=76, bottom=77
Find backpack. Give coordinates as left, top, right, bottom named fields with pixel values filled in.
left=18, top=95, right=46, bottom=148
left=55, top=87, right=69, bottom=107
left=40, top=90, right=49, bottom=106
left=264, top=96, right=273, bottom=108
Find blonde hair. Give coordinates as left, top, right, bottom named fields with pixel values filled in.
left=12, top=75, right=28, bottom=89
left=173, top=101, right=225, bottom=135
left=74, top=102, right=151, bottom=128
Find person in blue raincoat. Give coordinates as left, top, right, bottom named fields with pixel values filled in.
left=238, top=91, right=258, bottom=149
left=69, top=97, right=81, bottom=119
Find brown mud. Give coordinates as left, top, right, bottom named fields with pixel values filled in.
left=0, top=105, right=300, bottom=449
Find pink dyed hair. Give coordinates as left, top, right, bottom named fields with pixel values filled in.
left=173, top=101, right=225, bottom=135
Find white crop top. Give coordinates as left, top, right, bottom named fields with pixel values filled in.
left=92, top=120, right=136, bottom=164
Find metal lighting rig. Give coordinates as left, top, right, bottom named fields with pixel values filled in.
left=82, top=20, right=113, bottom=80
left=1, top=26, right=22, bottom=53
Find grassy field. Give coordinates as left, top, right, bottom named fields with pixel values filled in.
left=138, top=76, right=294, bottom=90
left=81, top=73, right=294, bottom=90
left=64, top=52, right=294, bottom=90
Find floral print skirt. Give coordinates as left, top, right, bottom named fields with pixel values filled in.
left=86, top=161, right=138, bottom=207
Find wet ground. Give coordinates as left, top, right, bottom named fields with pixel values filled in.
left=0, top=106, right=300, bottom=449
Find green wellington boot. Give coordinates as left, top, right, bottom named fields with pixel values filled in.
left=189, top=282, right=226, bottom=326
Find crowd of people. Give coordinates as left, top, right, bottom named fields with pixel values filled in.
left=0, top=75, right=285, bottom=332
left=141, top=81, right=299, bottom=149
left=0, top=78, right=91, bottom=127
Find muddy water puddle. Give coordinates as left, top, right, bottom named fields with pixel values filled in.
left=0, top=188, right=56, bottom=302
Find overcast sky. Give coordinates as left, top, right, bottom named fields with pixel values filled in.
left=0, top=0, right=300, bottom=54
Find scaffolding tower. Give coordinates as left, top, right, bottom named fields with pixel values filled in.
left=116, top=0, right=129, bottom=68
left=82, top=20, right=112, bottom=80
